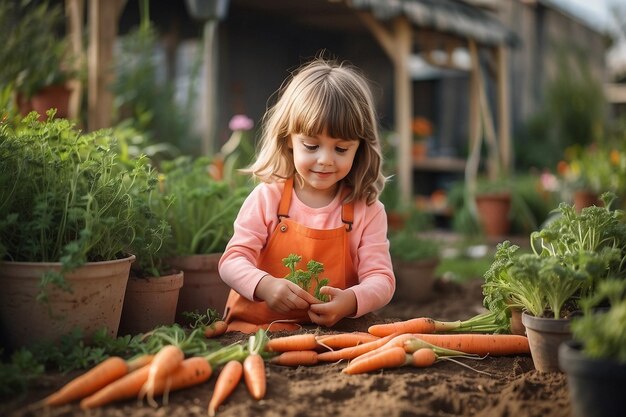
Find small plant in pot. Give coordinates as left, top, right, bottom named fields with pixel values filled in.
left=559, top=279, right=626, bottom=417
left=0, top=113, right=163, bottom=349
left=157, top=156, right=249, bottom=322
left=389, top=210, right=441, bottom=302
left=118, top=173, right=184, bottom=336
left=483, top=193, right=626, bottom=371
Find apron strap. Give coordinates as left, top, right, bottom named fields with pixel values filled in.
left=277, top=177, right=294, bottom=220
left=279, top=176, right=353, bottom=231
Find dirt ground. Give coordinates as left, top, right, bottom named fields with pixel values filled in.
left=4, top=278, right=571, bottom=417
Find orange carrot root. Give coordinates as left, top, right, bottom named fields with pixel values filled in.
left=405, top=334, right=530, bottom=356
left=269, top=350, right=319, bottom=367
left=80, top=357, right=211, bottom=409
left=208, top=360, right=243, bottom=417
left=126, top=354, right=155, bottom=372
left=315, top=332, right=380, bottom=349
left=139, top=345, right=185, bottom=407
left=412, top=348, right=438, bottom=367
left=368, top=317, right=461, bottom=337
left=266, top=333, right=319, bottom=352
left=243, top=353, right=266, bottom=400
left=316, top=333, right=399, bottom=362
left=205, top=321, right=228, bottom=338
left=342, top=346, right=409, bottom=374
left=45, top=356, right=128, bottom=406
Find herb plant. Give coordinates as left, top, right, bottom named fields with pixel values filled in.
left=571, top=279, right=626, bottom=363
left=282, top=254, right=330, bottom=302
left=158, top=156, right=249, bottom=255
left=482, top=192, right=626, bottom=320
left=0, top=113, right=166, bottom=295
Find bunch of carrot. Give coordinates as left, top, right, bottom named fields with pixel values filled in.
left=262, top=316, right=530, bottom=374
left=40, top=327, right=269, bottom=415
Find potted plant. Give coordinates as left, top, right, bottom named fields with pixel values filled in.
left=389, top=210, right=441, bottom=302
left=117, top=163, right=184, bottom=336
left=0, top=2, right=76, bottom=119
left=411, top=116, right=433, bottom=161
left=483, top=193, right=626, bottom=371
left=559, top=279, right=626, bottom=417
left=158, top=156, right=249, bottom=322
left=474, top=177, right=513, bottom=237
left=0, top=113, right=163, bottom=349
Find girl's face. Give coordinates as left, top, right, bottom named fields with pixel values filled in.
left=289, top=130, right=360, bottom=201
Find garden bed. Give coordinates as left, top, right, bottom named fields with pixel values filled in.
left=4, top=279, right=570, bottom=417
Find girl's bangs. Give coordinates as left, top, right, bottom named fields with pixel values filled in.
left=288, top=85, right=363, bottom=141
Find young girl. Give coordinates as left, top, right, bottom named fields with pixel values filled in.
left=219, top=58, right=395, bottom=333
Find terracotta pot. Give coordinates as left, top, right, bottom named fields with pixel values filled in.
left=387, top=212, right=407, bottom=231
left=573, top=190, right=601, bottom=213
left=167, top=253, right=230, bottom=322
left=0, top=255, right=134, bottom=350
left=509, top=307, right=526, bottom=336
left=118, top=271, right=184, bottom=335
left=559, top=340, right=626, bottom=417
left=475, top=193, right=511, bottom=237
left=412, top=142, right=427, bottom=161
left=393, top=257, right=440, bottom=302
left=521, top=312, right=571, bottom=372
left=30, top=84, right=71, bottom=120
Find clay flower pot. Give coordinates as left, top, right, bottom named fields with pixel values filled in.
left=521, top=312, right=571, bottom=372
left=167, top=253, right=230, bottom=322
left=0, top=255, right=134, bottom=349
left=393, top=257, right=440, bottom=302
left=559, top=340, right=626, bottom=417
left=475, top=193, right=511, bottom=237
left=118, top=270, right=184, bottom=335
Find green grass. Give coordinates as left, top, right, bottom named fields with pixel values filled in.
left=435, top=256, right=492, bottom=283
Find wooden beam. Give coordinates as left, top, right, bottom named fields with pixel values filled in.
left=496, top=45, right=511, bottom=174
left=356, top=12, right=397, bottom=63
left=88, top=0, right=126, bottom=131
left=66, top=0, right=84, bottom=123
left=392, top=17, right=413, bottom=206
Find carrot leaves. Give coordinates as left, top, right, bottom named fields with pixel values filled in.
left=282, top=254, right=330, bottom=302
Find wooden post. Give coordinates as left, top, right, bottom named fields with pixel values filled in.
left=496, top=45, right=511, bottom=175
left=357, top=12, right=414, bottom=206
left=393, top=17, right=413, bottom=206
left=88, top=0, right=126, bottom=131
left=202, top=20, right=218, bottom=157
left=66, top=0, right=84, bottom=122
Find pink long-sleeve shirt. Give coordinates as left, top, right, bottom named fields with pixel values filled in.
left=218, top=181, right=396, bottom=318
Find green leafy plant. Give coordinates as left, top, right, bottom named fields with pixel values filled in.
left=389, top=209, right=439, bottom=262
left=482, top=192, right=626, bottom=320
left=157, top=156, right=249, bottom=255
left=571, top=279, right=626, bottom=363
left=0, top=113, right=166, bottom=295
left=282, top=254, right=330, bottom=302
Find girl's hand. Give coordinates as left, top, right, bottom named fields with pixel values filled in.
left=254, top=275, right=321, bottom=314
left=307, top=287, right=357, bottom=327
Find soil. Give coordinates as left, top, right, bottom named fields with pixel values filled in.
left=3, top=278, right=571, bottom=417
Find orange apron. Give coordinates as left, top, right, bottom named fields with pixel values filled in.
left=223, top=177, right=357, bottom=333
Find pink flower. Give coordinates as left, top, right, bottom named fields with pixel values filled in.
left=228, top=114, right=254, bottom=131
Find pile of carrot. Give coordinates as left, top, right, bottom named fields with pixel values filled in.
left=39, top=315, right=531, bottom=413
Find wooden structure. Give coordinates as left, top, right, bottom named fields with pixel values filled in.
left=68, top=0, right=516, bottom=204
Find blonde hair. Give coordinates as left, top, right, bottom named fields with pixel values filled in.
left=246, top=58, right=385, bottom=205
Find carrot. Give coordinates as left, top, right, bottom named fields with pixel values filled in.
left=266, top=333, right=319, bottom=352
left=208, top=360, right=243, bottom=417
left=316, top=333, right=399, bottom=362
left=44, top=356, right=128, bottom=406
left=347, top=333, right=417, bottom=367
left=269, top=350, right=319, bottom=367
left=126, top=354, right=155, bottom=372
left=412, top=348, right=438, bottom=367
left=405, top=334, right=530, bottom=356
left=80, top=357, right=211, bottom=409
left=342, top=346, right=409, bottom=374
left=139, top=344, right=185, bottom=407
left=315, top=332, right=379, bottom=349
left=205, top=320, right=228, bottom=338
left=368, top=317, right=462, bottom=337
left=243, top=331, right=268, bottom=400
